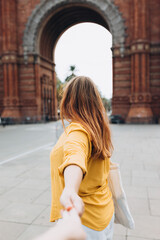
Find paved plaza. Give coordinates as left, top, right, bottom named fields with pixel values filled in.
left=0, top=122, right=160, bottom=240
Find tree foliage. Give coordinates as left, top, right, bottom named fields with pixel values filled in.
left=65, top=65, right=76, bottom=82
left=56, top=75, right=64, bottom=109
left=56, top=65, right=112, bottom=114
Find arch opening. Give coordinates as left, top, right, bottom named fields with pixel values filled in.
left=23, top=0, right=126, bottom=55
left=54, top=22, right=113, bottom=102
left=38, top=5, right=109, bottom=60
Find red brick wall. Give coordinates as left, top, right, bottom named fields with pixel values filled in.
left=149, top=0, right=160, bottom=43
left=0, top=0, right=159, bottom=122
left=17, top=0, right=41, bottom=55
left=113, top=0, right=132, bottom=45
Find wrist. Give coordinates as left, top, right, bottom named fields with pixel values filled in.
left=55, top=224, right=68, bottom=240
left=64, top=186, right=77, bottom=193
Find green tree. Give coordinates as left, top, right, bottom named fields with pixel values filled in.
left=56, top=75, right=64, bottom=109
left=101, top=96, right=112, bottom=113
left=65, top=65, right=77, bottom=82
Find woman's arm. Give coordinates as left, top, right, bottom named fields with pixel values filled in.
left=60, top=165, right=84, bottom=216
left=64, top=165, right=83, bottom=193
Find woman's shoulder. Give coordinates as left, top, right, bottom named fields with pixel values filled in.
left=66, top=122, right=90, bottom=139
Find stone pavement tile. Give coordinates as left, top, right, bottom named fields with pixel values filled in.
left=0, top=198, right=11, bottom=211
left=0, top=166, right=30, bottom=178
left=132, top=176, right=160, bottom=187
left=122, top=159, right=143, bottom=166
left=0, top=186, right=10, bottom=195
left=31, top=153, right=50, bottom=162
left=10, top=157, right=40, bottom=168
left=113, top=235, right=126, bottom=240
left=127, top=215, right=160, bottom=239
left=142, top=155, right=160, bottom=166
left=0, top=176, right=24, bottom=188
left=1, top=188, right=44, bottom=204
left=121, top=169, right=132, bottom=177
left=120, top=163, right=144, bottom=171
left=144, top=164, right=160, bottom=172
left=33, top=190, right=51, bottom=205
left=148, top=187, right=160, bottom=199
left=127, top=198, right=150, bottom=216
left=132, top=170, right=159, bottom=179
left=33, top=206, right=55, bottom=226
left=121, top=176, right=132, bottom=187
left=114, top=223, right=127, bottom=236
left=0, top=202, right=47, bottom=224
left=127, top=237, right=152, bottom=240
left=16, top=224, right=50, bottom=240
left=124, top=186, right=148, bottom=199
left=149, top=199, right=160, bottom=216
left=17, top=178, right=51, bottom=190
left=18, top=166, right=50, bottom=179
left=0, top=221, right=28, bottom=240
left=111, top=153, right=125, bottom=163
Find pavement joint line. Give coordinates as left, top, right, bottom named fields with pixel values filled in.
left=0, top=142, right=54, bottom=166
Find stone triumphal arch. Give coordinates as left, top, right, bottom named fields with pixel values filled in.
left=0, top=0, right=160, bottom=123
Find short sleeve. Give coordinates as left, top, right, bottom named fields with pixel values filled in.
left=58, top=129, right=90, bottom=176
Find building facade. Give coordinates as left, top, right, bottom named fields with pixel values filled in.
left=0, top=0, right=160, bottom=123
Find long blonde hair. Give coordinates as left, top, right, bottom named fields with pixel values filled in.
left=60, top=76, right=113, bottom=159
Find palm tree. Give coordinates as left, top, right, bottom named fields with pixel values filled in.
left=65, top=65, right=77, bottom=82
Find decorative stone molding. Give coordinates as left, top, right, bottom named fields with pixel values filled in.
left=41, top=74, right=53, bottom=86
left=152, top=95, right=160, bottom=102
left=3, top=97, right=20, bottom=107
left=112, top=96, right=130, bottom=102
left=1, top=54, right=18, bottom=63
left=112, top=45, right=131, bottom=57
left=129, top=93, right=152, bottom=104
left=150, top=44, right=160, bottom=54
left=131, top=42, right=150, bottom=54
left=20, top=99, right=37, bottom=106
left=23, top=0, right=126, bottom=55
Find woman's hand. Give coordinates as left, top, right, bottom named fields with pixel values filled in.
left=60, top=187, right=84, bottom=217
left=60, top=165, right=84, bottom=216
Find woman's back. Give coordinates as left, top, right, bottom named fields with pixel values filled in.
left=50, top=122, right=114, bottom=231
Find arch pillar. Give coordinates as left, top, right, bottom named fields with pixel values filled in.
left=126, top=0, right=153, bottom=123
left=1, top=0, right=21, bottom=121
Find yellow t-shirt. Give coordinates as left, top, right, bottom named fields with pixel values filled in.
left=50, top=122, right=114, bottom=231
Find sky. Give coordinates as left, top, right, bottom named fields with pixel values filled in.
left=54, top=23, right=112, bottom=99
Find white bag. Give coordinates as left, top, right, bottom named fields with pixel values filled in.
left=108, top=161, right=135, bottom=229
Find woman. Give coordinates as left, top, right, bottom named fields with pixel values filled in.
left=50, top=76, right=114, bottom=240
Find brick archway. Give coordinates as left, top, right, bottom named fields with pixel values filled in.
left=22, top=0, right=126, bottom=121
left=23, top=0, right=126, bottom=55
left=0, top=0, right=159, bottom=123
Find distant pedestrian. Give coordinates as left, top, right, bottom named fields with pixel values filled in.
left=50, top=76, right=114, bottom=240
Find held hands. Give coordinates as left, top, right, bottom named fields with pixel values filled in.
left=60, top=187, right=84, bottom=217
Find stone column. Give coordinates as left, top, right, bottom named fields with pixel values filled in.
left=1, top=0, right=21, bottom=120
left=127, top=0, right=153, bottom=123
left=34, top=54, right=42, bottom=121
left=52, top=63, right=57, bottom=121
